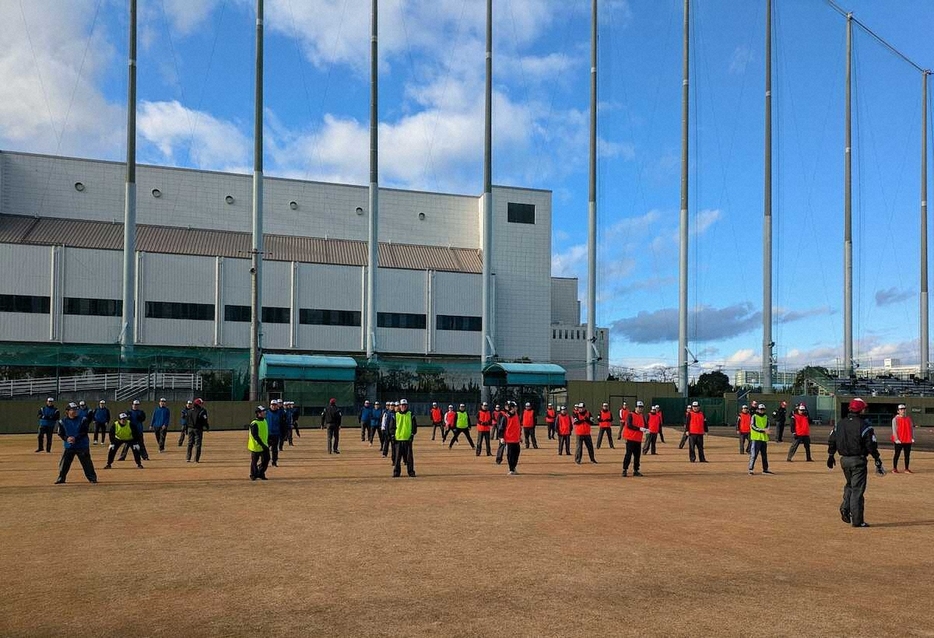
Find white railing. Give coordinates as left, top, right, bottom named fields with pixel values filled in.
left=0, top=372, right=202, bottom=400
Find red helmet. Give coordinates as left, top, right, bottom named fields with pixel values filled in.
left=847, top=397, right=867, bottom=414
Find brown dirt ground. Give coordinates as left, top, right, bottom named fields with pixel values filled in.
left=1, top=427, right=933, bottom=638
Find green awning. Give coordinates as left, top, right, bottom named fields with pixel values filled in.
left=482, top=362, right=566, bottom=387
left=259, top=354, right=357, bottom=382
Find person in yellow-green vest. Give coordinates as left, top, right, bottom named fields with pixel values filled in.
left=447, top=403, right=475, bottom=450
left=392, top=399, right=418, bottom=478
left=104, top=412, right=143, bottom=469
left=748, top=403, right=773, bottom=475
left=249, top=406, right=271, bottom=481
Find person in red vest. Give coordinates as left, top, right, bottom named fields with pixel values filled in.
left=443, top=405, right=457, bottom=443
left=521, top=403, right=539, bottom=449
left=475, top=401, right=494, bottom=457
left=786, top=403, right=814, bottom=462
left=891, top=404, right=915, bottom=473
left=655, top=405, right=666, bottom=443
left=684, top=401, right=708, bottom=463
left=430, top=402, right=444, bottom=441
left=498, top=401, right=522, bottom=475
left=555, top=405, right=572, bottom=456
left=642, top=405, right=662, bottom=455
left=545, top=403, right=557, bottom=440
left=736, top=405, right=752, bottom=455
left=596, top=402, right=615, bottom=449
left=573, top=403, right=598, bottom=464
left=622, top=401, right=650, bottom=476
left=617, top=402, right=630, bottom=440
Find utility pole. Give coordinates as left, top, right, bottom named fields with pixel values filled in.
left=762, top=0, right=774, bottom=394
left=843, top=13, right=853, bottom=379
left=678, top=0, right=690, bottom=398
left=586, top=0, right=597, bottom=381
left=480, top=0, right=494, bottom=403
left=366, top=0, right=379, bottom=361
left=120, top=0, right=137, bottom=362
left=249, top=0, right=264, bottom=401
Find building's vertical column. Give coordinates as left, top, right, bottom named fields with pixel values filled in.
left=49, top=245, right=63, bottom=341
left=135, top=251, right=144, bottom=344
left=290, top=261, right=298, bottom=349
left=214, top=256, right=223, bottom=346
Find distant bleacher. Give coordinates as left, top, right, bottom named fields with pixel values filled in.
left=806, top=368, right=934, bottom=397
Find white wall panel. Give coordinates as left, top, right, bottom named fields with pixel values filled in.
left=0, top=314, right=49, bottom=342
left=142, top=253, right=215, bottom=303
left=0, top=244, right=50, bottom=294
left=63, top=248, right=121, bottom=298
left=144, top=318, right=214, bottom=347
left=63, top=315, right=122, bottom=344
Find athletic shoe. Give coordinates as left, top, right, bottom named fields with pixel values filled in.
left=54, top=478, right=65, bottom=484
left=137, top=464, right=144, bottom=469
left=622, top=470, right=628, bottom=477
left=104, top=464, right=112, bottom=469
left=633, top=471, right=643, bottom=477
left=748, top=470, right=754, bottom=475
left=892, top=468, right=900, bottom=473
left=852, top=522, right=870, bottom=528
left=763, top=470, right=774, bottom=475
left=507, top=470, right=517, bottom=475
left=904, top=469, right=913, bottom=474
left=250, top=476, right=257, bottom=481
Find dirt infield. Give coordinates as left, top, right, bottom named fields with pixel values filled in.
left=2, top=427, right=933, bottom=637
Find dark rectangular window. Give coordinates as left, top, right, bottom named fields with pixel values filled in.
left=436, top=314, right=482, bottom=332
left=299, top=308, right=361, bottom=327
left=0, top=294, right=50, bottom=314
left=225, top=305, right=251, bottom=322
left=507, top=202, right=535, bottom=224
left=145, top=301, right=214, bottom=321
left=64, top=297, right=122, bottom=317
left=262, top=307, right=290, bottom=324
left=378, top=312, right=426, bottom=329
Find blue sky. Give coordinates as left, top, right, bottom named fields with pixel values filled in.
left=2, top=0, right=933, bottom=379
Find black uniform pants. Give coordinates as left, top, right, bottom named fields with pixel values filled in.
left=840, top=455, right=869, bottom=525
left=326, top=426, right=340, bottom=454
left=449, top=428, right=474, bottom=449
left=688, top=434, right=706, bottom=462
left=748, top=440, right=768, bottom=472
left=546, top=421, right=555, bottom=440
left=186, top=429, right=204, bottom=462
left=93, top=422, right=108, bottom=443
left=292, top=421, right=301, bottom=438
left=107, top=440, right=141, bottom=466
left=506, top=442, right=521, bottom=472
left=495, top=440, right=506, bottom=464
left=893, top=443, right=912, bottom=470
left=787, top=436, right=812, bottom=461
left=575, top=435, right=596, bottom=463
left=153, top=426, right=168, bottom=452
left=279, top=425, right=289, bottom=450
left=523, top=426, right=538, bottom=449
left=251, top=449, right=270, bottom=479
left=393, top=440, right=415, bottom=476
left=642, top=432, right=658, bottom=455
left=361, top=421, right=368, bottom=441
left=476, top=430, right=492, bottom=456
left=596, top=428, right=615, bottom=449
left=120, top=430, right=149, bottom=461
left=738, top=432, right=750, bottom=454
left=658, top=427, right=665, bottom=443
left=557, top=434, right=571, bottom=456
left=776, top=421, right=786, bottom=442
left=368, top=424, right=378, bottom=444
left=37, top=426, right=53, bottom=452
left=268, top=435, right=280, bottom=464
left=380, top=431, right=391, bottom=456
left=58, top=448, right=97, bottom=483
left=431, top=422, right=443, bottom=440
left=623, top=440, right=642, bottom=472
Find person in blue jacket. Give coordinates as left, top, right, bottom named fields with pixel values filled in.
left=92, top=400, right=110, bottom=445
left=55, top=402, right=97, bottom=484
left=266, top=399, right=282, bottom=466
left=76, top=400, right=91, bottom=427
left=359, top=400, right=373, bottom=443
left=151, top=397, right=171, bottom=452
left=36, top=397, right=60, bottom=453
left=369, top=401, right=384, bottom=447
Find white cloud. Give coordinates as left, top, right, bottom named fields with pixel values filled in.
left=552, top=243, right=588, bottom=278
left=159, top=0, right=223, bottom=35
left=0, top=1, right=123, bottom=158
left=138, top=100, right=251, bottom=170
left=729, top=45, right=754, bottom=75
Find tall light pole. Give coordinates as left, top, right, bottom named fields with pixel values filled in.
left=249, top=0, right=264, bottom=401
left=120, top=0, right=137, bottom=362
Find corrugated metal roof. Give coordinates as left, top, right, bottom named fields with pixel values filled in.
left=0, top=214, right=482, bottom=274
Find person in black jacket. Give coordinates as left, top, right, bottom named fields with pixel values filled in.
left=186, top=398, right=210, bottom=463
left=322, top=398, right=342, bottom=454
left=827, top=397, right=885, bottom=528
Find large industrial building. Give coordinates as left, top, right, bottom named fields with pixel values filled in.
left=0, top=150, right=608, bottom=394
